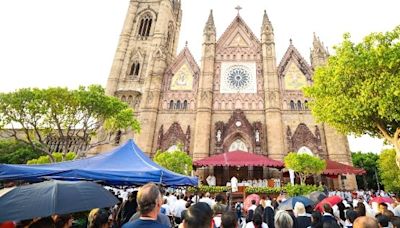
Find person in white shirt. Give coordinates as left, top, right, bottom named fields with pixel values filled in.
left=248, top=200, right=257, bottom=212
left=199, top=192, right=214, bottom=208
left=161, top=198, right=171, bottom=216
left=231, top=176, right=238, bottom=192
left=172, top=194, right=187, bottom=224
left=167, top=192, right=177, bottom=207
left=206, top=175, right=216, bottom=186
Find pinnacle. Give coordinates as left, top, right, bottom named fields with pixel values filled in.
left=261, top=10, right=273, bottom=33
left=204, top=9, right=216, bottom=34
left=206, top=9, right=214, bottom=26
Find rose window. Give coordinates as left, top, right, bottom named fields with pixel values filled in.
left=226, top=66, right=251, bottom=90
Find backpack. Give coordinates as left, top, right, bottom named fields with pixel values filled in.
left=236, top=203, right=241, bottom=212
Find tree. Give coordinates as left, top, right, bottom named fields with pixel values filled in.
left=284, top=152, right=326, bottom=184
left=351, top=152, right=381, bottom=190
left=304, top=26, right=400, bottom=168
left=0, top=139, right=43, bottom=164
left=0, top=85, right=140, bottom=162
left=27, top=152, right=76, bottom=164
left=153, top=149, right=193, bottom=176
left=378, top=149, right=400, bottom=193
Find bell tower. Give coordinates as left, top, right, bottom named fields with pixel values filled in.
left=105, top=0, right=182, bottom=154
left=261, top=10, right=285, bottom=160
left=192, top=10, right=216, bottom=161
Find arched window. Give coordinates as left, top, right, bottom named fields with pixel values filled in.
left=183, top=100, right=188, bottom=110
left=297, top=100, right=302, bottom=110
left=297, top=146, right=313, bottom=156
left=121, top=95, right=126, bottom=102
left=129, top=62, right=140, bottom=77
left=166, top=22, right=174, bottom=51
left=304, top=100, right=308, bottom=109
left=127, top=95, right=133, bottom=105
left=138, top=14, right=153, bottom=37
left=169, top=100, right=174, bottom=109
left=115, top=130, right=122, bottom=145
left=176, top=100, right=181, bottom=110
left=229, top=139, right=248, bottom=152
left=290, top=100, right=295, bottom=110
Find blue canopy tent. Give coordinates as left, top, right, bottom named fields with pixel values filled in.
left=0, top=139, right=198, bottom=186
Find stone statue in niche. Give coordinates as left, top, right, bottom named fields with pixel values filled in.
left=216, top=130, right=222, bottom=142
left=255, top=130, right=260, bottom=142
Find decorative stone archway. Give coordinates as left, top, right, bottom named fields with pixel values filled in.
left=286, top=123, right=324, bottom=157
left=223, top=132, right=252, bottom=152
left=156, top=122, right=191, bottom=153
left=214, top=110, right=262, bottom=154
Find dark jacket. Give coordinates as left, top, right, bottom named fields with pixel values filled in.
left=296, top=215, right=311, bottom=228
left=321, top=214, right=337, bottom=224
left=263, top=207, right=275, bottom=228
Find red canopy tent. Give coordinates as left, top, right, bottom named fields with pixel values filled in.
left=323, top=159, right=366, bottom=175
left=193, top=150, right=284, bottom=168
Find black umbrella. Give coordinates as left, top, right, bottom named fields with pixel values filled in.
left=306, top=191, right=327, bottom=203
left=0, top=180, right=119, bottom=222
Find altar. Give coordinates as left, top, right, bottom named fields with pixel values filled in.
left=193, top=150, right=284, bottom=187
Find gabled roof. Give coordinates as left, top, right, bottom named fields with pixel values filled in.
left=165, top=44, right=200, bottom=75
left=278, top=41, right=313, bottom=80
left=216, top=15, right=260, bottom=49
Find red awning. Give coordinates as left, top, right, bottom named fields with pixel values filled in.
left=193, top=150, right=284, bottom=168
left=323, top=160, right=366, bottom=175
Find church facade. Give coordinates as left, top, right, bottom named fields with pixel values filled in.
left=105, top=0, right=356, bottom=189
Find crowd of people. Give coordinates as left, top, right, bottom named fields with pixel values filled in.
left=97, top=186, right=400, bottom=228
left=2, top=184, right=400, bottom=228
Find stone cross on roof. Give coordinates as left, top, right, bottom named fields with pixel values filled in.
left=235, top=5, right=242, bottom=15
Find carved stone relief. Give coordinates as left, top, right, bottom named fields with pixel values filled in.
left=286, top=123, right=324, bottom=156
left=214, top=110, right=263, bottom=154
left=156, top=122, right=191, bottom=153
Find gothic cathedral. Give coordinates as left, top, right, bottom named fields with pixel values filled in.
left=105, top=0, right=356, bottom=189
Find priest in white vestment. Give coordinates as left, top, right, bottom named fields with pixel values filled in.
left=206, top=175, right=216, bottom=186
left=231, top=176, right=238, bottom=192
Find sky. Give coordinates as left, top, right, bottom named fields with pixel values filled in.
left=0, top=0, right=398, bottom=153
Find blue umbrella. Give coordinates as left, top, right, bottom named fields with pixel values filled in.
left=278, top=196, right=314, bottom=211
left=0, top=180, right=119, bottom=222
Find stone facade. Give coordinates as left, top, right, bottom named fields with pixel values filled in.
left=103, top=0, right=356, bottom=189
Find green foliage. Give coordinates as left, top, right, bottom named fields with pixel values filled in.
left=27, top=152, right=76, bottom=164
left=283, top=184, right=323, bottom=197
left=0, top=139, right=43, bottom=164
left=153, top=149, right=193, bottom=175
left=378, top=149, right=400, bottom=193
left=304, top=26, right=400, bottom=167
left=187, top=185, right=231, bottom=193
left=352, top=152, right=381, bottom=190
left=0, top=85, right=140, bottom=161
left=245, top=187, right=281, bottom=195
left=245, top=185, right=322, bottom=196
left=188, top=184, right=321, bottom=197
left=284, top=152, right=326, bottom=184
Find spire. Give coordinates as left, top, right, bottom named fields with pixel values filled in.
left=204, top=10, right=215, bottom=32
left=311, top=33, right=329, bottom=68
left=261, top=10, right=274, bottom=43
left=203, top=9, right=216, bottom=43
left=261, top=10, right=273, bottom=33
